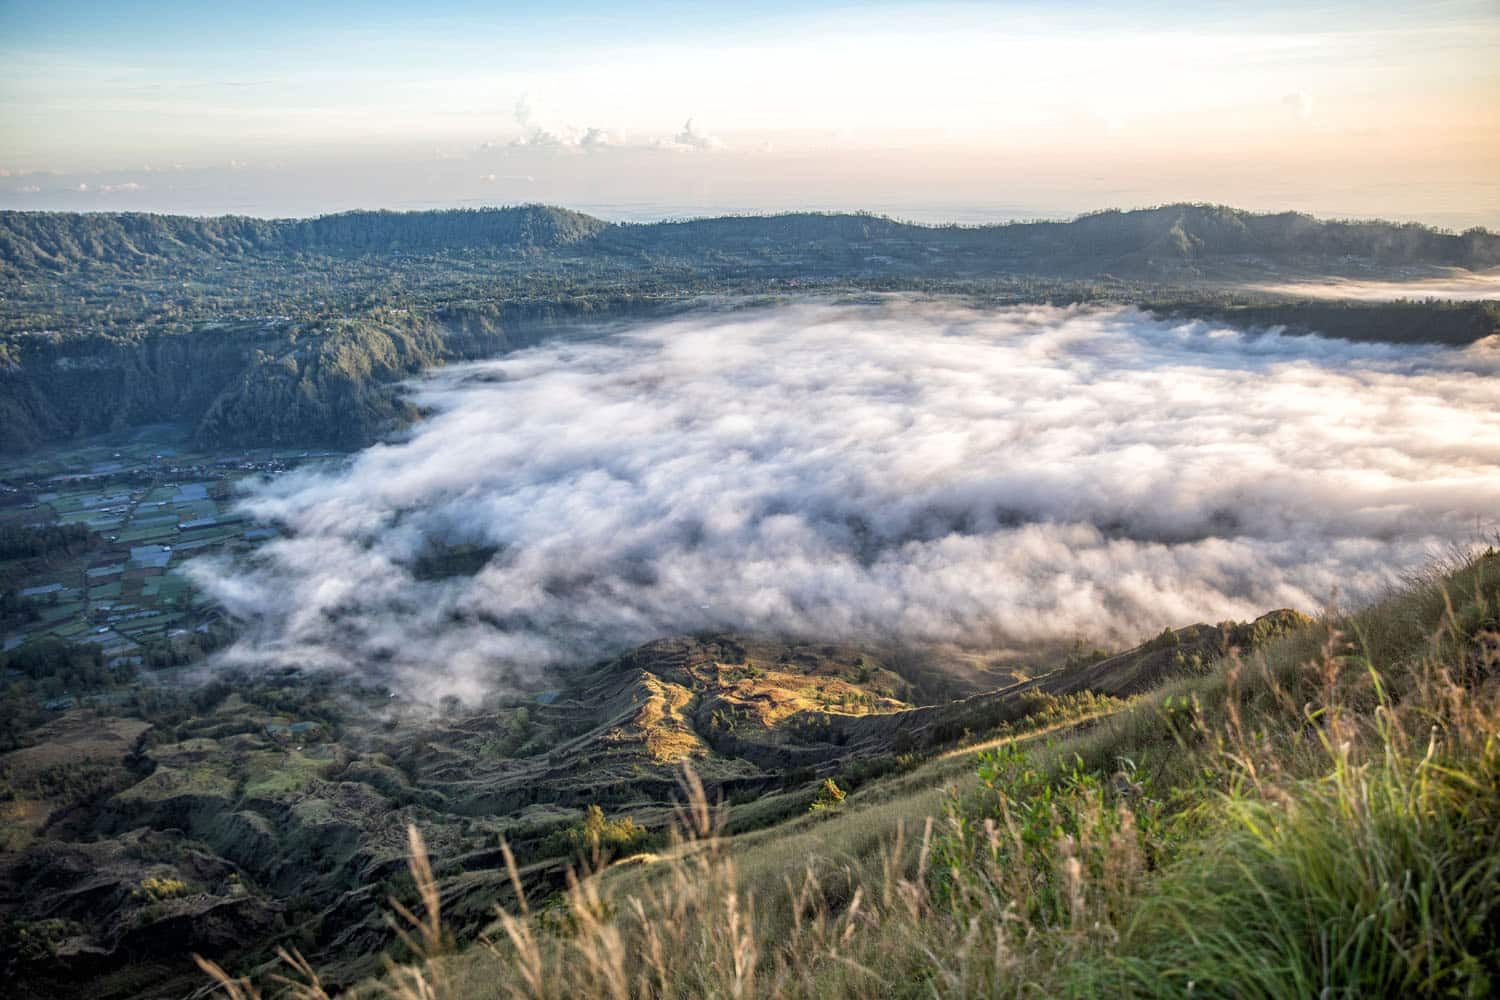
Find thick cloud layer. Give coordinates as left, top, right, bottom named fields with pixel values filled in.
left=189, top=301, right=1500, bottom=702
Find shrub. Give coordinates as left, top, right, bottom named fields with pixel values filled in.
left=544, top=805, right=657, bottom=861
left=808, top=778, right=846, bottom=812
left=135, top=876, right=191, bottom=902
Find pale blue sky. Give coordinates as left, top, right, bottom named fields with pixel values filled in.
left=2, top=1, right=1496, bottom=224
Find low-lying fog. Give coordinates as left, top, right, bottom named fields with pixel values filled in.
left=1249, top=271, right=1500, bottom=302
left=189, top=301, right=1500, bottom=702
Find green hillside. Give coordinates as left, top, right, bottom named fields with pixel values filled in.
left=4, top=203, right=1497, bottom=277
left=188, top=549, right=1500, bottom=999
left=0, top=205, right=607, bottom=272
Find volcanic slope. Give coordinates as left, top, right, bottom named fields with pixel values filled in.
left=2, top=607, right=1307, bottom=998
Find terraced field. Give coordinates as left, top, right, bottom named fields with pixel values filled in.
left=1, top=427, right=335, bottom=689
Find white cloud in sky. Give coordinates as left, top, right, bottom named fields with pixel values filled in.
left=506, top=90, right=620, bottom=150
left=579, top=126, right=613, bottom=149
left=510, top=124, right=609, bottom=149
left=1282, top=91, right=1314, bottom=121
left=499, top=96, right=713, bottom=153
left=662, top=117, right=724, bottom=151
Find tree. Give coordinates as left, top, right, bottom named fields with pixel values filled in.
left=809, top=778, right=846, bottom=812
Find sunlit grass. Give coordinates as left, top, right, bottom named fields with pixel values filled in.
left=197, top=549, right=1500, bottom=999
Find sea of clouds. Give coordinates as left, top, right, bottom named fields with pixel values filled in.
left=188, top=300, right=1500, bottom=702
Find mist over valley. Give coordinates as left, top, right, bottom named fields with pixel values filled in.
left=189, top=300, right=1500, bottom=703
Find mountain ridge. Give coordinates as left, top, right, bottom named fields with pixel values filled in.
left=4, top=202, right=1497, bottom=276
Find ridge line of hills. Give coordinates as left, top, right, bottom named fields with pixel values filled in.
left=4, top=201, right=1499, bottom=275
left=3, top=197, right=1499, bottom=457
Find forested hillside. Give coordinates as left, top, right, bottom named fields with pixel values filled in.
left=0, top=205, right=606, bottom=273
left=0, top=298, right=665, bottom=453
left=3, top=203, right=1497, bottom=277
left=606, top=204, right=1500, bottom=271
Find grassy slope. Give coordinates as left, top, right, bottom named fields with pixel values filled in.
left=205, top=550, right=1500, bottom=999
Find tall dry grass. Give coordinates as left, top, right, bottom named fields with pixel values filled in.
left=197, top=550, right=1500, bottom=998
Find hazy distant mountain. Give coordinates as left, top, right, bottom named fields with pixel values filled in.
left=3, top=202, right=1496, bottom=278
left=0, top=204, right=607, bottom=273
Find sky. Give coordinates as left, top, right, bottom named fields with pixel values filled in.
left=2, top=0, right=1498, bottom=225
